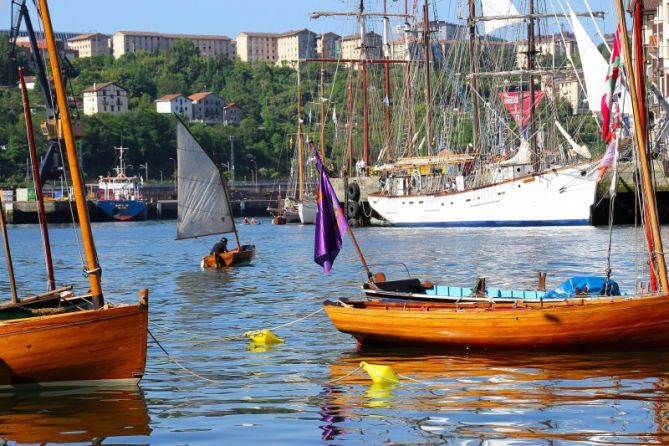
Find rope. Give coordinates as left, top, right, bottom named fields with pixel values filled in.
left=154, top=307, right=325, bottom=346
left=325, top=365, right=362, bottom=384
left=148, top=329, right=224, bottom=384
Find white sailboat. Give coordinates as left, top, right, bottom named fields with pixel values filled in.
left=175, top=118, right=256, bottom=267
left=367, top=0, right=602, bottom=227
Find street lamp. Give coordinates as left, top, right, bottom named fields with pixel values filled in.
left=250, top=159, right=258, bottom=192
left=169, top=157, right=176, bottom=193
left=139, top=162, right=148, bottom=181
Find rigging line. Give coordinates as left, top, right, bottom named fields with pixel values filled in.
left=33, top=3, right=87, bottom=270
left=550, top=0, right=589, bottom=113
left=148, top=329, right=224, bottom=385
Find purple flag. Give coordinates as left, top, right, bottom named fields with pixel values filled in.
left=312, top=143, right=348, bottom=273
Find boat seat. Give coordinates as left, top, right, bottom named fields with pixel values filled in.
left=373, top=278, right=426, bottom=294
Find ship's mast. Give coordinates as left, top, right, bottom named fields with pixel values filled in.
left=527, top=0, right=539, bottom=171
left=468, top=0, right=481, bottom=154
left=37, top=0, right=104, bottom=307
left=422, top=0, right=432, bottom=153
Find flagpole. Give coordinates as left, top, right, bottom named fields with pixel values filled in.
left=346, top=221, right=372, bottom=280
left=615, top=0, right=668, bottom=291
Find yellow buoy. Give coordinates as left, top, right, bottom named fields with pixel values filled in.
left=360, top=361, right=400, bottom=385
left=244, top=329, right=284, bottom=345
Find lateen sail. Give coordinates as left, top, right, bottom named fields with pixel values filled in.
left=176, top=119, right=235, bottom=239
left=480, top=0, right=523, bottom=35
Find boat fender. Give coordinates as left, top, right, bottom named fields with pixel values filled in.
left=244, top=329, right=284, bottom=345
left=347, top=200, right=360, bottom=219
left=373, top=272, right=386, bottom=283
left=360, top=361, right=399, bottom=385
left=347, top=182, right=361, bottom=201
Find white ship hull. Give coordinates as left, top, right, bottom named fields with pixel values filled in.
left=368, top=165, right=598, bottom=227
left=298, top=200, right=317, bottom=224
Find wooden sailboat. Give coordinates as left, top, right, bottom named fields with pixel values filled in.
left=0, top=0, right=148, bottom=386
left=323, top=0, right=669, bottom=349
left=175, top=118, right=256, bottom=267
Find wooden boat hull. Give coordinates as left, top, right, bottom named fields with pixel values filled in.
left=0, top=303, right=148, bottom=386
left=201, top=245, right=256, bottom=268
left=324, top=293, right=669, bottom=349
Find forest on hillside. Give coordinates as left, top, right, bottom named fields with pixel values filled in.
left=0, top=35, right=600, bottom=187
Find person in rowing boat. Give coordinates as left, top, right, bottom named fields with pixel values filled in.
left=210, top=237, right=228, bottom=267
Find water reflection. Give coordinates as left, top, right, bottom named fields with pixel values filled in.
left=323, top=350, right=669, bottom=444
left=0, top=386, right=151, bottom=444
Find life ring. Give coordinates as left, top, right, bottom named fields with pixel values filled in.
left=347, top=200, right=360, bottom=219
left=347, top=182, right=361, bottom=201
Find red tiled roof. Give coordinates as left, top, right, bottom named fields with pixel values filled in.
left=156, top=93, right=185, bottom=102
left=82, top=82, right=120, bottom=93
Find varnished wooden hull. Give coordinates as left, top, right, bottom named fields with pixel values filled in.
left=324, top=293, right=669, bottom=349
left=0, top=304, right=148, bottom=386
left=201, top=245, right=256, bottom=268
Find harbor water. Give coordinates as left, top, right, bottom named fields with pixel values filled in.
left=1, top=220, right=669, bottom=444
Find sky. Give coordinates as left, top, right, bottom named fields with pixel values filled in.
left=1, top=0, right=618, bottom=40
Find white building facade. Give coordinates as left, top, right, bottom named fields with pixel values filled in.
left=82, top=82, right=128, bottom=115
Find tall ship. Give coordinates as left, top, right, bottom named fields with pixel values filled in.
left=94, top=146, right=148, bottom=221
left=307, top=0, right=604, bottom=227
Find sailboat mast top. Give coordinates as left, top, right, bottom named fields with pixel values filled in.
left=37, top=0, right=104, bottom=306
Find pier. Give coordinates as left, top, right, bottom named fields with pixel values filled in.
left=3, top=161, right=669, bottom=225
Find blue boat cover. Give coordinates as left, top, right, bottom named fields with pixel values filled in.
left=544, top=276, right=620, bottom=298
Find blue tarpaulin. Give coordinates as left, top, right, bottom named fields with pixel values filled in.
left=544, top=276, right=620, bottom=298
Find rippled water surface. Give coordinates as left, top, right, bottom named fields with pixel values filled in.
left=2, top=220, right=669, bottom=445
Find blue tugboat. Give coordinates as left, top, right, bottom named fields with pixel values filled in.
left=95, top=146, right=148, bottom=221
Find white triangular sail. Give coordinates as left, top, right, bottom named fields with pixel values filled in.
left=481, top=0, right=523, bottom=35
left=568, top=4, right=607, bottom=113
left=176, top=119, right=235, bottom=240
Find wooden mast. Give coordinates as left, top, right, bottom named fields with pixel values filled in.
left=37, top=0, right=104, bottom=307
left=615, top=0, right=669, bottom=291
left=297, top=63, right=304, bottom=201
left=383, top=0, right=392, bottom=162
left=468, top=0, right=481, bottom=154
left=405, top=0, right=415, bottom=157
left=422, top=0, right=432, bottom=153
left=360, top=0, right=370, bottom=169
left=527, top=0, right=539, bottom=172
left=0, top=195, right=17, bottom=303
left=19, top=67, right=56, bottom=291
left=320, top=61, right=326, bottom=161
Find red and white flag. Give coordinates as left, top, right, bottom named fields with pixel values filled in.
left=601, top=26, right=622, bottom=142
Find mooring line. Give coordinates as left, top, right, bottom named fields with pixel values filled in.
left=148, top=329, right=224, bottom=384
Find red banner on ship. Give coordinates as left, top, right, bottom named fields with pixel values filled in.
left=498, top=91, right=546, bottom=128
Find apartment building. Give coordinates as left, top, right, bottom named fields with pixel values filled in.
left=112, top=31, right=235, bottom=59
left=236, top=32, right=278, bottom=62
left=276, top=29, right=317, bottom=66
left=67, top=33, right=111, bottom=58
left=189, top=92, right=226, bottom=124
left=316, top=32, right=341, bottom=58
left=82, top=82, right=128, bottom=115
left=340, top=31, right=383, bottom=62
left=223, top=103, right=242, bottom=125
left=155, top=94, right=193, bottom=119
